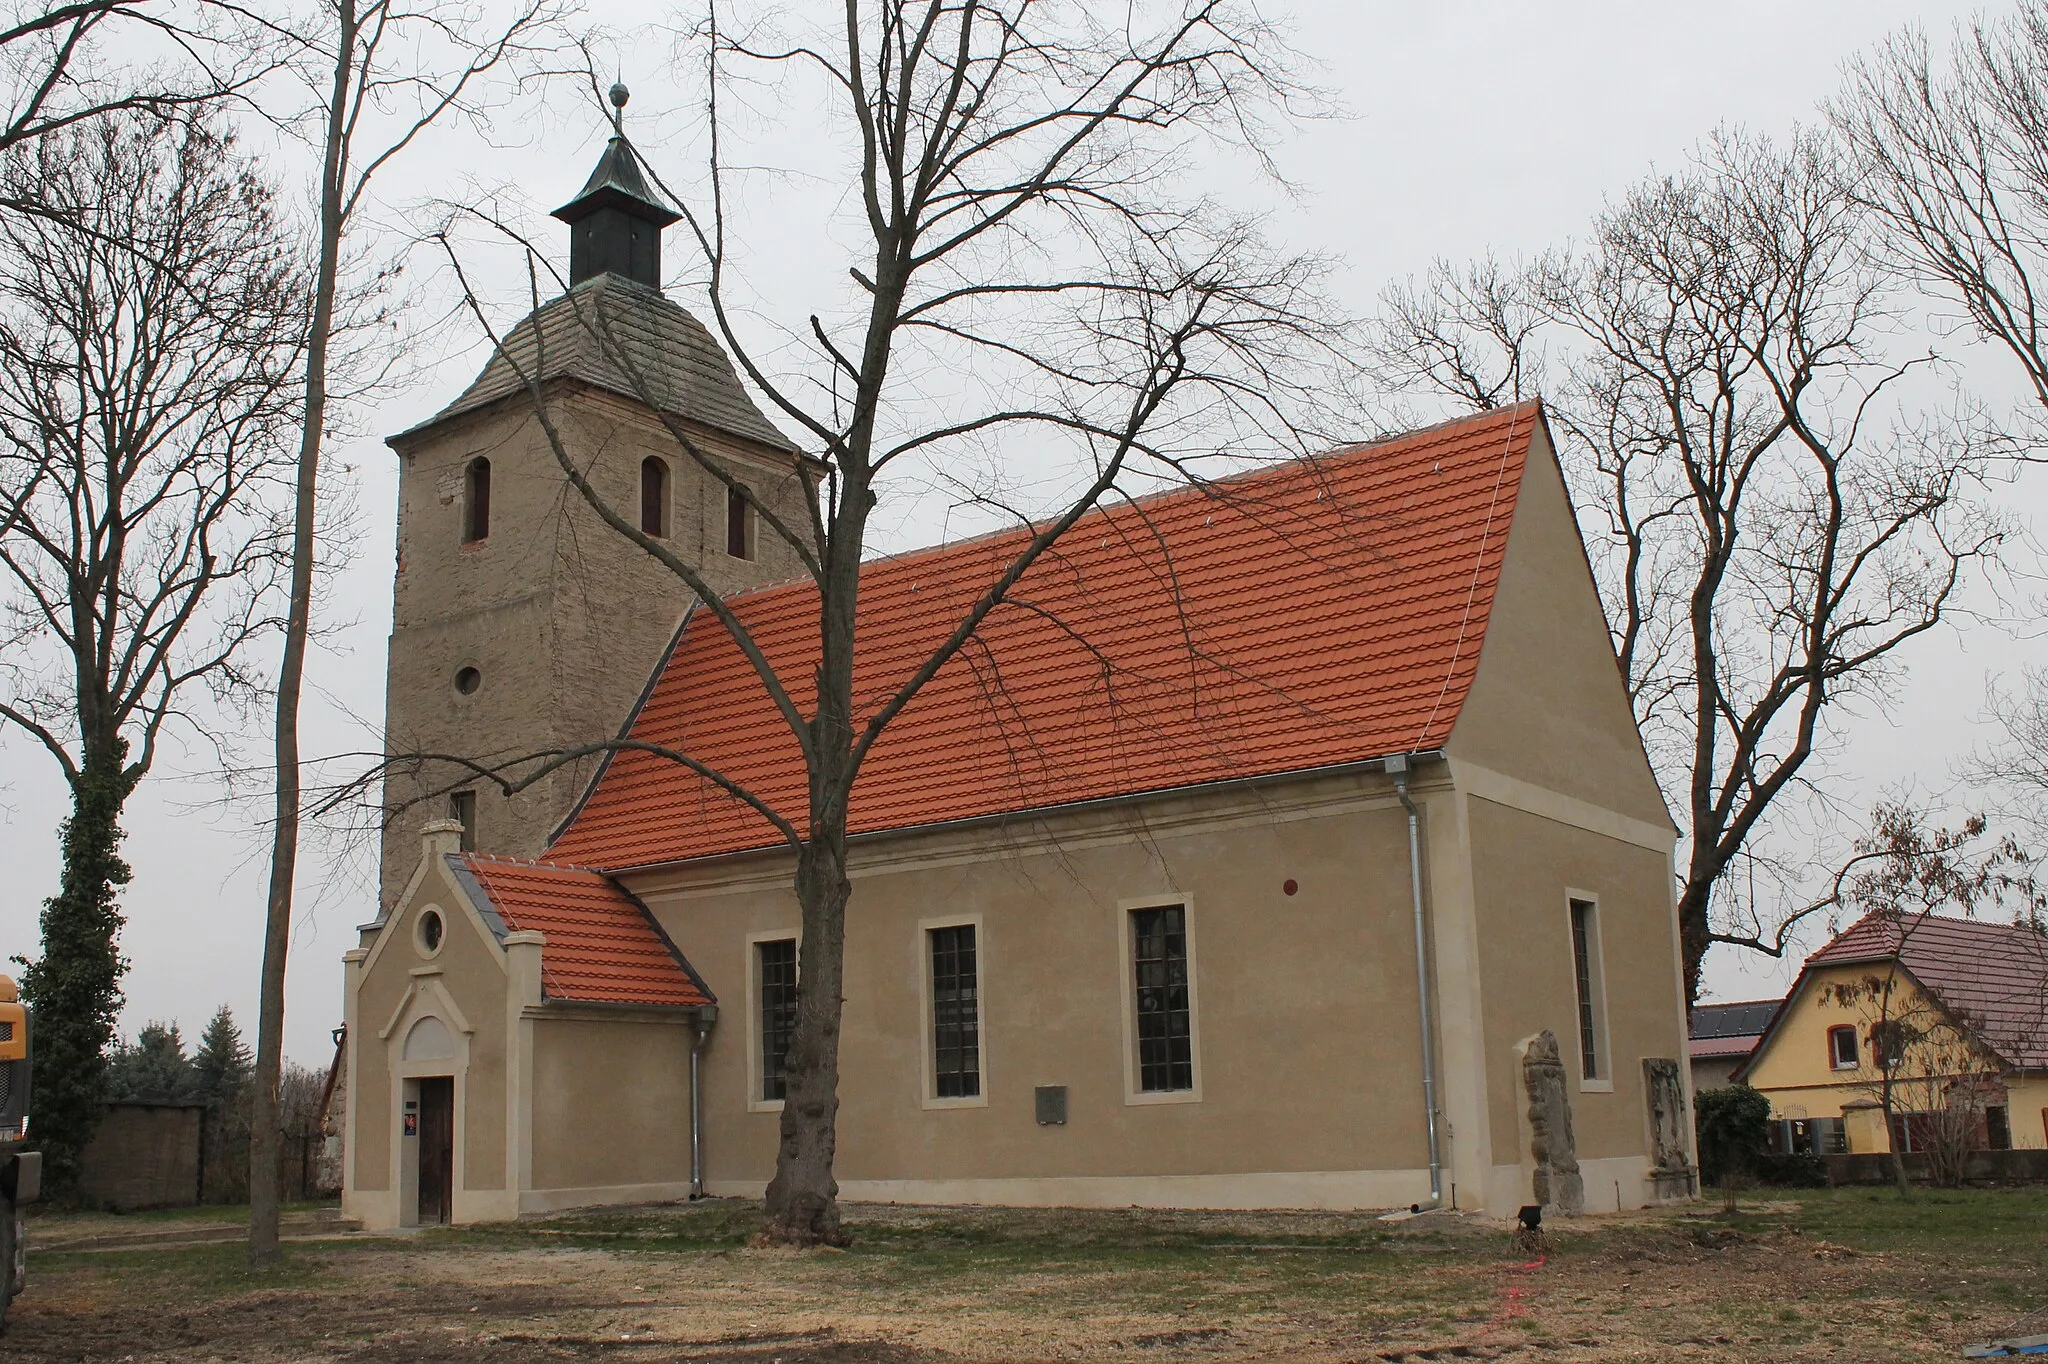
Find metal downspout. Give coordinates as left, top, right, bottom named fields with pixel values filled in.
left=1389, top=754, right=1444, bottom=1212
left=689, top=1007, right=716, bottom=1199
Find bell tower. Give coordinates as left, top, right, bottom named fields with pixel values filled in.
left=378, top=95, right=812, bottom=909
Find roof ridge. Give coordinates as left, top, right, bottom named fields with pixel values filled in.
left=702, top=401, right=1545, bottom=614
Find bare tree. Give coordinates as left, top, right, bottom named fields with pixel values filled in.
left=434, top=0, right=1339, bottom=1245
left=1834, top=2, right=2048, bottom=415
left=1366, top=129, right=2005, bottom=1005
left=244, top=0, right=568, bottom=1267
left=0, top=2, right=280, bottom=164
left=0, top=109, right=309, bottom=1197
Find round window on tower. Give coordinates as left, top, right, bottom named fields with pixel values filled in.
left=454, top=666, right=481, bottom=696
left=415, top=907, right=446, bottom=958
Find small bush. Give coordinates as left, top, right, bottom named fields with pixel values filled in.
left=1696, top=1085, right=1772, bottom=1186
left=1756, top=1151, right=1831, bottom=1188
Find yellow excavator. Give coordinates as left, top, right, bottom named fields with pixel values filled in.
left=0, top=975, right=36, bottom=1332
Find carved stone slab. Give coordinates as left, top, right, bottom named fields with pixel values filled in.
left=1523, top=1030, right=1585, bottom=1214
left=1642, top=1056, right=1698, bottom=1200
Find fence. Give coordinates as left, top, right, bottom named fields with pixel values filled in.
left=74, top=1101, right=338, bottom=1209
left=1823, top=1149, right=2048, bottom=1185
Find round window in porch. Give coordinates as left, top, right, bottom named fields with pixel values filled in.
left=415, top=906, right=446, bottom=958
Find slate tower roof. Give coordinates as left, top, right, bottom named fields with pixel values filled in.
left=391, top=127, right=794, bottom=453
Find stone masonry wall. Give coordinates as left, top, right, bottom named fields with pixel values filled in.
left=380, top=382, right=813, bottom=909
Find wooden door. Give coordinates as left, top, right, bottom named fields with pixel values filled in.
left=417, top=1076, right=454, bottom=1226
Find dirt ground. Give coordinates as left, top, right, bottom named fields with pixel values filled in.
left=8, top=1190, right=2045, bottom=1362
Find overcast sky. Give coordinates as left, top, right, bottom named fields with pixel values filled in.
left=0, top=0, right=2026, bottom=1066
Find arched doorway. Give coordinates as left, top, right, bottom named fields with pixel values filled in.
left=402, top=1015, right=456, bottom=1226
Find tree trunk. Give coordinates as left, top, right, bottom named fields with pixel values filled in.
left=760, top=836, right=853, bottom=1246
left=19, top=740, right=134, bottom=1199
left=1880, top=1094, right=1911, bottom=1196
left=249, top=1, right=353, bottom=1266
left=1677, top=875, right=1712, bottom=1008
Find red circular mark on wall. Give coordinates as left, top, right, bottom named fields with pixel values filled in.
left=1282, top=879, right=1298, bottom=896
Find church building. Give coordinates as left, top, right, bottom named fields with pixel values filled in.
left=340, top=131, right=1697, bottom=1230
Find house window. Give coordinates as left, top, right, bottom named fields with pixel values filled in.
left=1131, top=905, right=1194, bottom=1093
left=1987, top=1105, right=2011, bottom=1151
left=757, top=938, right=798, bottom=1102
left=640, top=456, right=669, bottom=536
left=726, top=484, right=753, bottom=560
left=463, top=457, right=491, bottom=542
left=1568, top=897, right=1605, bottom=1082
left=929, top=924, right=980, bottom=1099
left=448, top=790, right=476, bottom=852
left=1828, top=1025, right=1859, bottom=1070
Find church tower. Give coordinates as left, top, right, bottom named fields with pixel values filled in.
left=379, top=105, right=812, bottom=910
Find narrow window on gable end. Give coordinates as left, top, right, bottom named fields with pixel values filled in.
left=726, top=483, right=753, bottom=560
left=640, top=456, right=669, bottom=537
left=1569, top=897, right=1607, bottom=1083
left=1828, top=1024, right=1859, bottom=1070
left=463, top=456, right=491, bottom=542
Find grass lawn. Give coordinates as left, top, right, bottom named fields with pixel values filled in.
left=8, top=1187, right=2045, bottom=1361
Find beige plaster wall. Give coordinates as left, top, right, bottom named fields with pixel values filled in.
left=637, top=773, right=1445, bottom=1201
left=1446, top=419, right=1670, bottom=830
left=379, top=384, right=815, bottom=910
left=529, top=1015, right=696, bottom=1192
left=1464, top=797, right=1687, bottom=1169
left=347, top=852, right=511, bottom=1200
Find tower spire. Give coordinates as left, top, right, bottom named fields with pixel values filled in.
left=552, top=84, right=680, bottom=290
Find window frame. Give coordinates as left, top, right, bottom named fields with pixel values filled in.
left=462, top=456, right=491, bottom=543
left=745, top=929, right=800, bottom=1112
left=640, top=455, right=671, bottom=537
left=725, top=483, right=754, bottom=560
left=1565, top=891, right=1612, bottom=1092
left=1116, top=895, right=1202, bottom=1105
left=1827, top=1024, right=1860, bottom=1071
left=918, top=914, right=988, bottom=1110
left=447, top=790, right=477, bottom=853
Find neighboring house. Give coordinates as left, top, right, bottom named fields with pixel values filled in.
left=341, top=132, right=1696, bottom=1230
left=1688, top=999, right=1777, bottom=1092
left=1739, top=913, right=2048, bottom=1155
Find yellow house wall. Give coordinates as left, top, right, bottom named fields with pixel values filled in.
left=1741, top=965, right=2048, bottom=1151
left=635, top=773, right=1449, bottom=1210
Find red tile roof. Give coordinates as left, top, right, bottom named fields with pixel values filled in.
left=459, top=854, right=711, bottom=1008
left=1803, top=911, right=2048, bottom=1070
left=550, top=402, right=1543, bottom=870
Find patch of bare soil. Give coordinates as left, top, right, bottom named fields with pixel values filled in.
left=3, top=1204, right=2033, bottom=1362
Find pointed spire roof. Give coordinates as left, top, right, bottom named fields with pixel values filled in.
left=551, top=136, right=681, bottom=228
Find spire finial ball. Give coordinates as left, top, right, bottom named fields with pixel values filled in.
left=609, top=82, right=630, bottom=110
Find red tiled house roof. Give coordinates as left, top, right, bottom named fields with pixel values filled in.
left=1800, top=911, right=2048, bottom=1070
left=549, top=401, right=1545, bottom=869
left=456, top=854, right=711, bottom=1008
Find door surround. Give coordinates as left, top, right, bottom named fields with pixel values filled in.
left=386, top=980, right=473, bottom=1228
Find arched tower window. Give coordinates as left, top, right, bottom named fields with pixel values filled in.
left=463, top=457, right=491, bottom=542
left=640, top=456, right=670, bottom=537
left=726, top=483, right=753, bottom=560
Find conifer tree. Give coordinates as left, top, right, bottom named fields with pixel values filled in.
left=194, top=1006, right=253, bottom=1106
